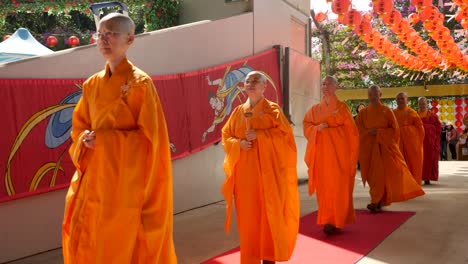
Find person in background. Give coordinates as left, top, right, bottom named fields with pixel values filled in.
left=303, top=76, right=359, bottom=235
left=447, top=122, right=459, bottom=160
left=440, top=122, right=448, bottom=161
left=418, top=97, right=442, bottom=185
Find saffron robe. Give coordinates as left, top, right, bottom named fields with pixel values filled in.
left=355, top=103, right=424, bottom=206
left=62, top=59, right=177, bottom=263
left=221, top=98, right=299, bottom=264
left=418, top=110, right=441, bottom=181
left=303, top=95, right=358, bottom=228
left=393, top=106, right=425, bottom=184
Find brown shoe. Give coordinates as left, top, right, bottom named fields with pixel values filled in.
left=367, top=203, right=381, bottom=213
left=323, top=224, right=337, bottom=235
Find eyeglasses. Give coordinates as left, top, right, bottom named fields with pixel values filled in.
left=92, top=31, right=125, bottom=40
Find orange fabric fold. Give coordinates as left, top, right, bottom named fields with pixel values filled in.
left=303, top=95, right=359, bottom=228
left=355, top=103, right=424, bottom=206
left=221, top=98, right=299, bottom=263
left=393, top=107, right=425, bottom=184
left=62, top=59, right=177, bottom=264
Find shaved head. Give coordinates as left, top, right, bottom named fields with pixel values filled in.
left=396, top=92, right=408, bottom=109
left=418, top=96, right=428, bottom=111
left=99, top=13, right=135, bottom=35
left=367, top=85, right=382, bottom=105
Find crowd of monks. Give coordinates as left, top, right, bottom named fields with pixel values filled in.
left=62, top=12, right=443, bottom=264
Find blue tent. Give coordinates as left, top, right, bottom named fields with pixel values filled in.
left=0, top=28, right=54, bottom=64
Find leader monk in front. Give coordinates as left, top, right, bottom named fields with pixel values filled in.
left=303, top=76, right=359, bottom=235
left=62, top=13, right=177, bottom=263
left=393, top=92, right=425, bottom=185
left=221, top=71, right=299, bottom=264
left=355, top=85, right=424, bottom=213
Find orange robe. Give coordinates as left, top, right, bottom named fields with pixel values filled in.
left=62, top=59, right=177, bottom=263
left=393, top=107, right=425, bottom=184
left=355, top=103, right=424, bottom=206
left=303, top=95, right=359, bottom=228
left=221, top=98, right=299, bottom=264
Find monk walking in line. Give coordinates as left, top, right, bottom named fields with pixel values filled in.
left=393, top=92, right=425, bottom=185
left=62, top=13, right=177, bottom=263
left=355, top=85, right=424, bottom=213
left=303, top=76, right=359, bottom=235
left=418, top=96, right=442, bottom=185
left=221, top=71, right=299, bottom=264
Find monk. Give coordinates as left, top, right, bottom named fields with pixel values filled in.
left=355, top=85, right=424, bottom=213
left=418, top=96, right=441, bottom=185
left=393, top=92, right=425, bottom=185
left=221, top=71, right=299, bottom=264
left=62, top=13, right=177, bottom=263
left=303, top=76, right=358, bottom=235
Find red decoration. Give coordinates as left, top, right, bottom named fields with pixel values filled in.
left=465, top=98, right=468, bottom=104
left=456, top=113, right=463, bottom=120
left=431, top=100, right=438, bottom=107
left=432, top=107, right=439, bottom=114
left=343, top=9, right=362, bottom=28
left=331, top=0, right=351, bottom=15
left=465, top=105, right=468, bottom=112
left=419, top=6, right=439, bottom=22
left=373, top=0, right=393, bottom=15
left=411, top=0, right=432, bottom=10
left=455, top=120, right=463, bottom=127
left=315, top=12, right=327, bottom=23
left=456, top=106, right=463, bottom=112
left=362, top=13, right=373, bottom=22
left=68, top=36, right=79, bottom=47
left=355, top=20, right=372, bottom=36
left=382, top=10, right=402, bottom=27
left=46, top=36, right=58, bottom=48
left=409, top=13, right=420, bottom=24
left=3, top=35, right=10, bottom=41
left=89, top=36, right=96, bottom=44
left=455, top=98, right=463, bottom=105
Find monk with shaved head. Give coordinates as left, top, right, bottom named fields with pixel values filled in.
left=303, top=76, right=359, bottom=235
left=393, top=92, right=425, bottom=185
left=355, top=85, right=424, bottom=213
left=62, top=13, right=177, bottom=263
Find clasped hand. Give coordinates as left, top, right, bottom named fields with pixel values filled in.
left=83, top=130, right=96, bottom=149
left=317, top=122, right=328, bottom=132
left=240, top=129, right=257, bottom=151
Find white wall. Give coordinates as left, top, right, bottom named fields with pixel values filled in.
left=0, top=0, right=317, bottom=262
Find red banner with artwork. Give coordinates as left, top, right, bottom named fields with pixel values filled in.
left=0, top=48, right=282, bottom=203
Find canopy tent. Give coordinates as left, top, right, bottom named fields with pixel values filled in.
left=0, top=28, right=53, bottom=64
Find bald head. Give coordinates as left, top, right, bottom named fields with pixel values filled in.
left=245, top=71, right=267, bottom=84
left=367, top=85, right=382, bottom=105
left=396, top=92, right=408, bottom=109
left=418, top=96, right=428, bottom=112
left=99, top=13, right=135, bottom=35
left=321, top=75, right=339, bottom=97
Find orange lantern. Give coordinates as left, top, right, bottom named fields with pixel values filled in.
left=343, top=9, right=362, bottom=28
left=46, top=35, right=58, bottom=48
left=383, top=10, right=402, bottom=27
left=315, top=12, right=327, bottom=23
left=362, top=13, right=373, bottom=22
left=392, top=19, right=410, bottom=35
left=68, top=36, right=80, bottom=47
left=331, top=0, right=351, bottom=15
left=373, top=0, right=393, bottom=15
left=408, top=13, right=420, bottom=24
left=455, top=8, right=468, bottom=23
left=355, top=20, right=372, bottom=36
left=419, top=6, right=439, bottom=22
left=411, top=0, right=432, bottom=10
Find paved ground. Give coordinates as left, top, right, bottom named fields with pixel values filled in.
left=5, top=161, right=468, bottom=264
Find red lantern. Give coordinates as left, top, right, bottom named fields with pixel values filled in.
left=456, top=113, right=463, bottom=120
left=456, top=106, right=463, bottom=112
left=465, top=98, right=468, bottom=104
left=331, top=0, right=351, bottom=15
left=431, top=100, right=438, bottom=107
left=373, top=0, right=393, bottom=15
left=383, top=10, right=402, bottom=27
left=411, top=0, right=432, bottom=10
left=455, top=120, right=463, bottom=127
left=68, top=36, right=80, bottom=47
left=455, top=98, right=463, bottom=105
left=343, top=9, right=362, bottom=28
left=362, top=13, right=373, bottom=22
left=419, top=6, right=439, bottom=22
left=3, top=35, right=10, bottom=41
left=455, top=8, right=468, bottom=23
left=409, top=13, right=420, bottom=25
left=355, top=20, right=372, bottom=36
left=464, top=105, right=468, bottom=112
left=315, top=12, right=327, bottom=23
left=89, top=36, right=96, bottom=44
left=46, top=36, right=58, bottom=48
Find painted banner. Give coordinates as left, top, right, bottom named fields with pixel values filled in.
left=0, top=48, right=282, bottom=203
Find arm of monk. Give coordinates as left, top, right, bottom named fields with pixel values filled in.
left=413, top=112, right=425, bottom=143
left=375, top=108, right=400, bottom=146
left=69, top=85, right=92, bottom=171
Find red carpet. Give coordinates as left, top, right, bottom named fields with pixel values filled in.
left=203, top=210, right=415, bottom=263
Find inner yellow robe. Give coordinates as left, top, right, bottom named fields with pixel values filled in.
left=393, top=106, right=425, bottom=184
left=355, top=103, right=424, bottom=206
left=303, top=95, right=359, bottom=228
left=62, top=59, right=177, bottom=263
left=221, top=98, right=299, bottom=264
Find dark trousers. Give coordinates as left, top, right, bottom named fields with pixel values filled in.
left=449, top=143, right=457, bottom=160
left=440, top=141, right=448, bottom=160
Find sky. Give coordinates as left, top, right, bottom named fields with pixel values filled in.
left=310, top=0, right=372, bottom=14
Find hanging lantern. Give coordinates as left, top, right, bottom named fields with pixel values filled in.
left=89, top=36, right=96, bottom=44
left=3, top=35, right=10, bottom=41
left=383, top=10, right=402, bottom=27
left=315, top=12, right=327, bottom=23
left=456, top=113, right=463, bottom=120
left=355, top=20, right=372, bottom=36
left=362, top=13, right=373, bottom=22
left=331, top=0, right=351, bottom=15
left=455, top=8, right=468, bottom=23
left=46, top=36, right=58, bottom=48
left=431, top=99, right=438, bottom=107
left=68, top=36, right=80, bottom=47
left=343, top=9, right=362, bottom=28
left=455, top=98, right=463, bottom=105
left=419, top=6, right=439, bottom=22
left=392, top=19, right=410, bottom=35
left=455, top=120, right=463, bottom=127
left=408, top=13, right=420, bottom=25
left=373, top=0, right=393, bottom=15
left=411, top=0, right=432, bottom=10
left=456, top=106, right=463, bottom=112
